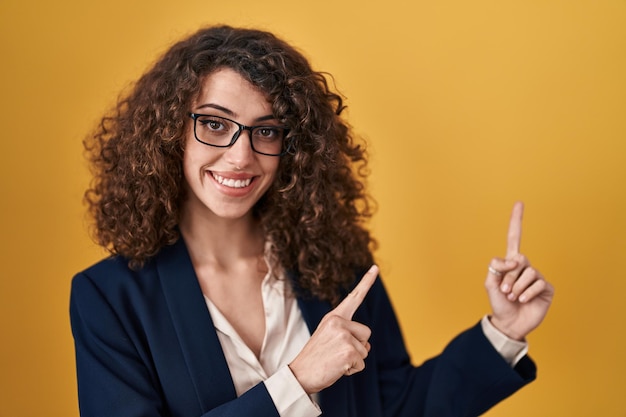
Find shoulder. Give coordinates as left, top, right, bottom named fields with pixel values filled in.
left=69, top=252, right=171, bottom=341
left=78, top=255, right=134, bottom=279
left=73, top=255, right=151, bottom=288
left=72, top=236, right=189, bottom=286
left=70, top=253, right=162, bottom=311
left=70, top=238, right=190, bottom=307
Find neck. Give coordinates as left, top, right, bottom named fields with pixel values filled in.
left=179, top=204, right=265, bottom=269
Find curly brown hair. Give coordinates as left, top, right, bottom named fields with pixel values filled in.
left=85, top=25, right=376, bottom=304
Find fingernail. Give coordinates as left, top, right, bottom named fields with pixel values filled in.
left=508, top=293, right=516, bottom=301
left=519, top=295, right=527, bottom=303
left=501, top=284, right=510, bottom=293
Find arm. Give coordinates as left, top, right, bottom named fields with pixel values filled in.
left=371, top=203, right=552, bottom=416
left=362, top=276, right=536, bottom=417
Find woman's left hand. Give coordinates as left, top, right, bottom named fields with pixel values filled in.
left=485, top=202, right=555, bottom=341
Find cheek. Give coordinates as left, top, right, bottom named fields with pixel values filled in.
left=182, top=134, right=196, bottom=173
left=182, top=153, right=194, bottom=183
left=182, top=143, right=198, bottom=177
left=182, top=151, right=209, bottom=187
left=263, top=159, right=280, bottom=182
left=183, top=139, right=219, bottom=175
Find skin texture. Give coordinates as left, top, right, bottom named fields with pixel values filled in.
left=182, top=68, right=280, bottom=223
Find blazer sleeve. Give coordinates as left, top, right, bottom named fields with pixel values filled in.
left=70, top=272, right=281, bottom=417
left=361, top=276, right=536, bottom=417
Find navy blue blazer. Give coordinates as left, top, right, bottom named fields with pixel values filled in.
left=70, top=238, right=536, bottom=417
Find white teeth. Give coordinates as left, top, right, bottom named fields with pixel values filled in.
left=212, top=173, right=252, bottom=188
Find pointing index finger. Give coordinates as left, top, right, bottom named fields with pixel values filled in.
left=506, top=201, right=524, bottom=258
left=333, top=265, right=379, bottom=319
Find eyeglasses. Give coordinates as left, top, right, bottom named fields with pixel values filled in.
left=189, top=113, right=292, bottom=156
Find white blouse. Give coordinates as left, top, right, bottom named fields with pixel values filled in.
left=204, top=269, right=321, bottom=416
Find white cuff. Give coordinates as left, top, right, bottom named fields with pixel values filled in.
left=481, top=315, right=529, bottom=367
left=264, top=365, right=321, bottom=417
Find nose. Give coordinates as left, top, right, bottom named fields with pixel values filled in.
left=224, top=129, right=255, bottom=168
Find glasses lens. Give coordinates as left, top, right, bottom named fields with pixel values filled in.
left=251, top=127, right=286, bottom=156
left=194, top=115, right=235, bottom=146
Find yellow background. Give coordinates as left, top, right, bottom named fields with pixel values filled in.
left=1, top=0, right=625, bottom=416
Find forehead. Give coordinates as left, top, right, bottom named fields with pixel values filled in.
left=193, top=68, right=273, bottom=117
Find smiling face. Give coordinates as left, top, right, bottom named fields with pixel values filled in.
left=182, top=68, right=281, bottom=223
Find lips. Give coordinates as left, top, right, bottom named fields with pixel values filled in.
left=211, top=173, right=253, bottom=189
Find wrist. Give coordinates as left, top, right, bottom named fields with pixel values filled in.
left=288, top=362, right=315, bottom=395
left=489, top=315, right=526, bottom=341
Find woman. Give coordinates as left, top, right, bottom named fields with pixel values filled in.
left=70, top=25, right=554, bottom=416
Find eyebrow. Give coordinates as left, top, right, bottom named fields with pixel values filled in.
left=196, top=103, right=277, bottom=123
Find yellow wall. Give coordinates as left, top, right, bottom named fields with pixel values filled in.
left=1, top=1, right=624, bottom=415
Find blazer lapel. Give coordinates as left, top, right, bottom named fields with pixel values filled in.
left=156, top=238, right=237, bottom=413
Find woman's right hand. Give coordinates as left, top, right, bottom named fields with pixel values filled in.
left=288, top=265, right=379, bottom=394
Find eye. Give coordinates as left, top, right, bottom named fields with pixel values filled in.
left=253, top=127, right=283, bottom=141
left=201, top=120, right=224, bottom=130
left=207, top=121, right=222, bottom=130
left=197, top=116, right=230, bottom=134
left=259, top=128, right=275, bottom=137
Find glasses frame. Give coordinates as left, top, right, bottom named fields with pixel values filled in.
left=189, top=113, right=293, bottom=156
